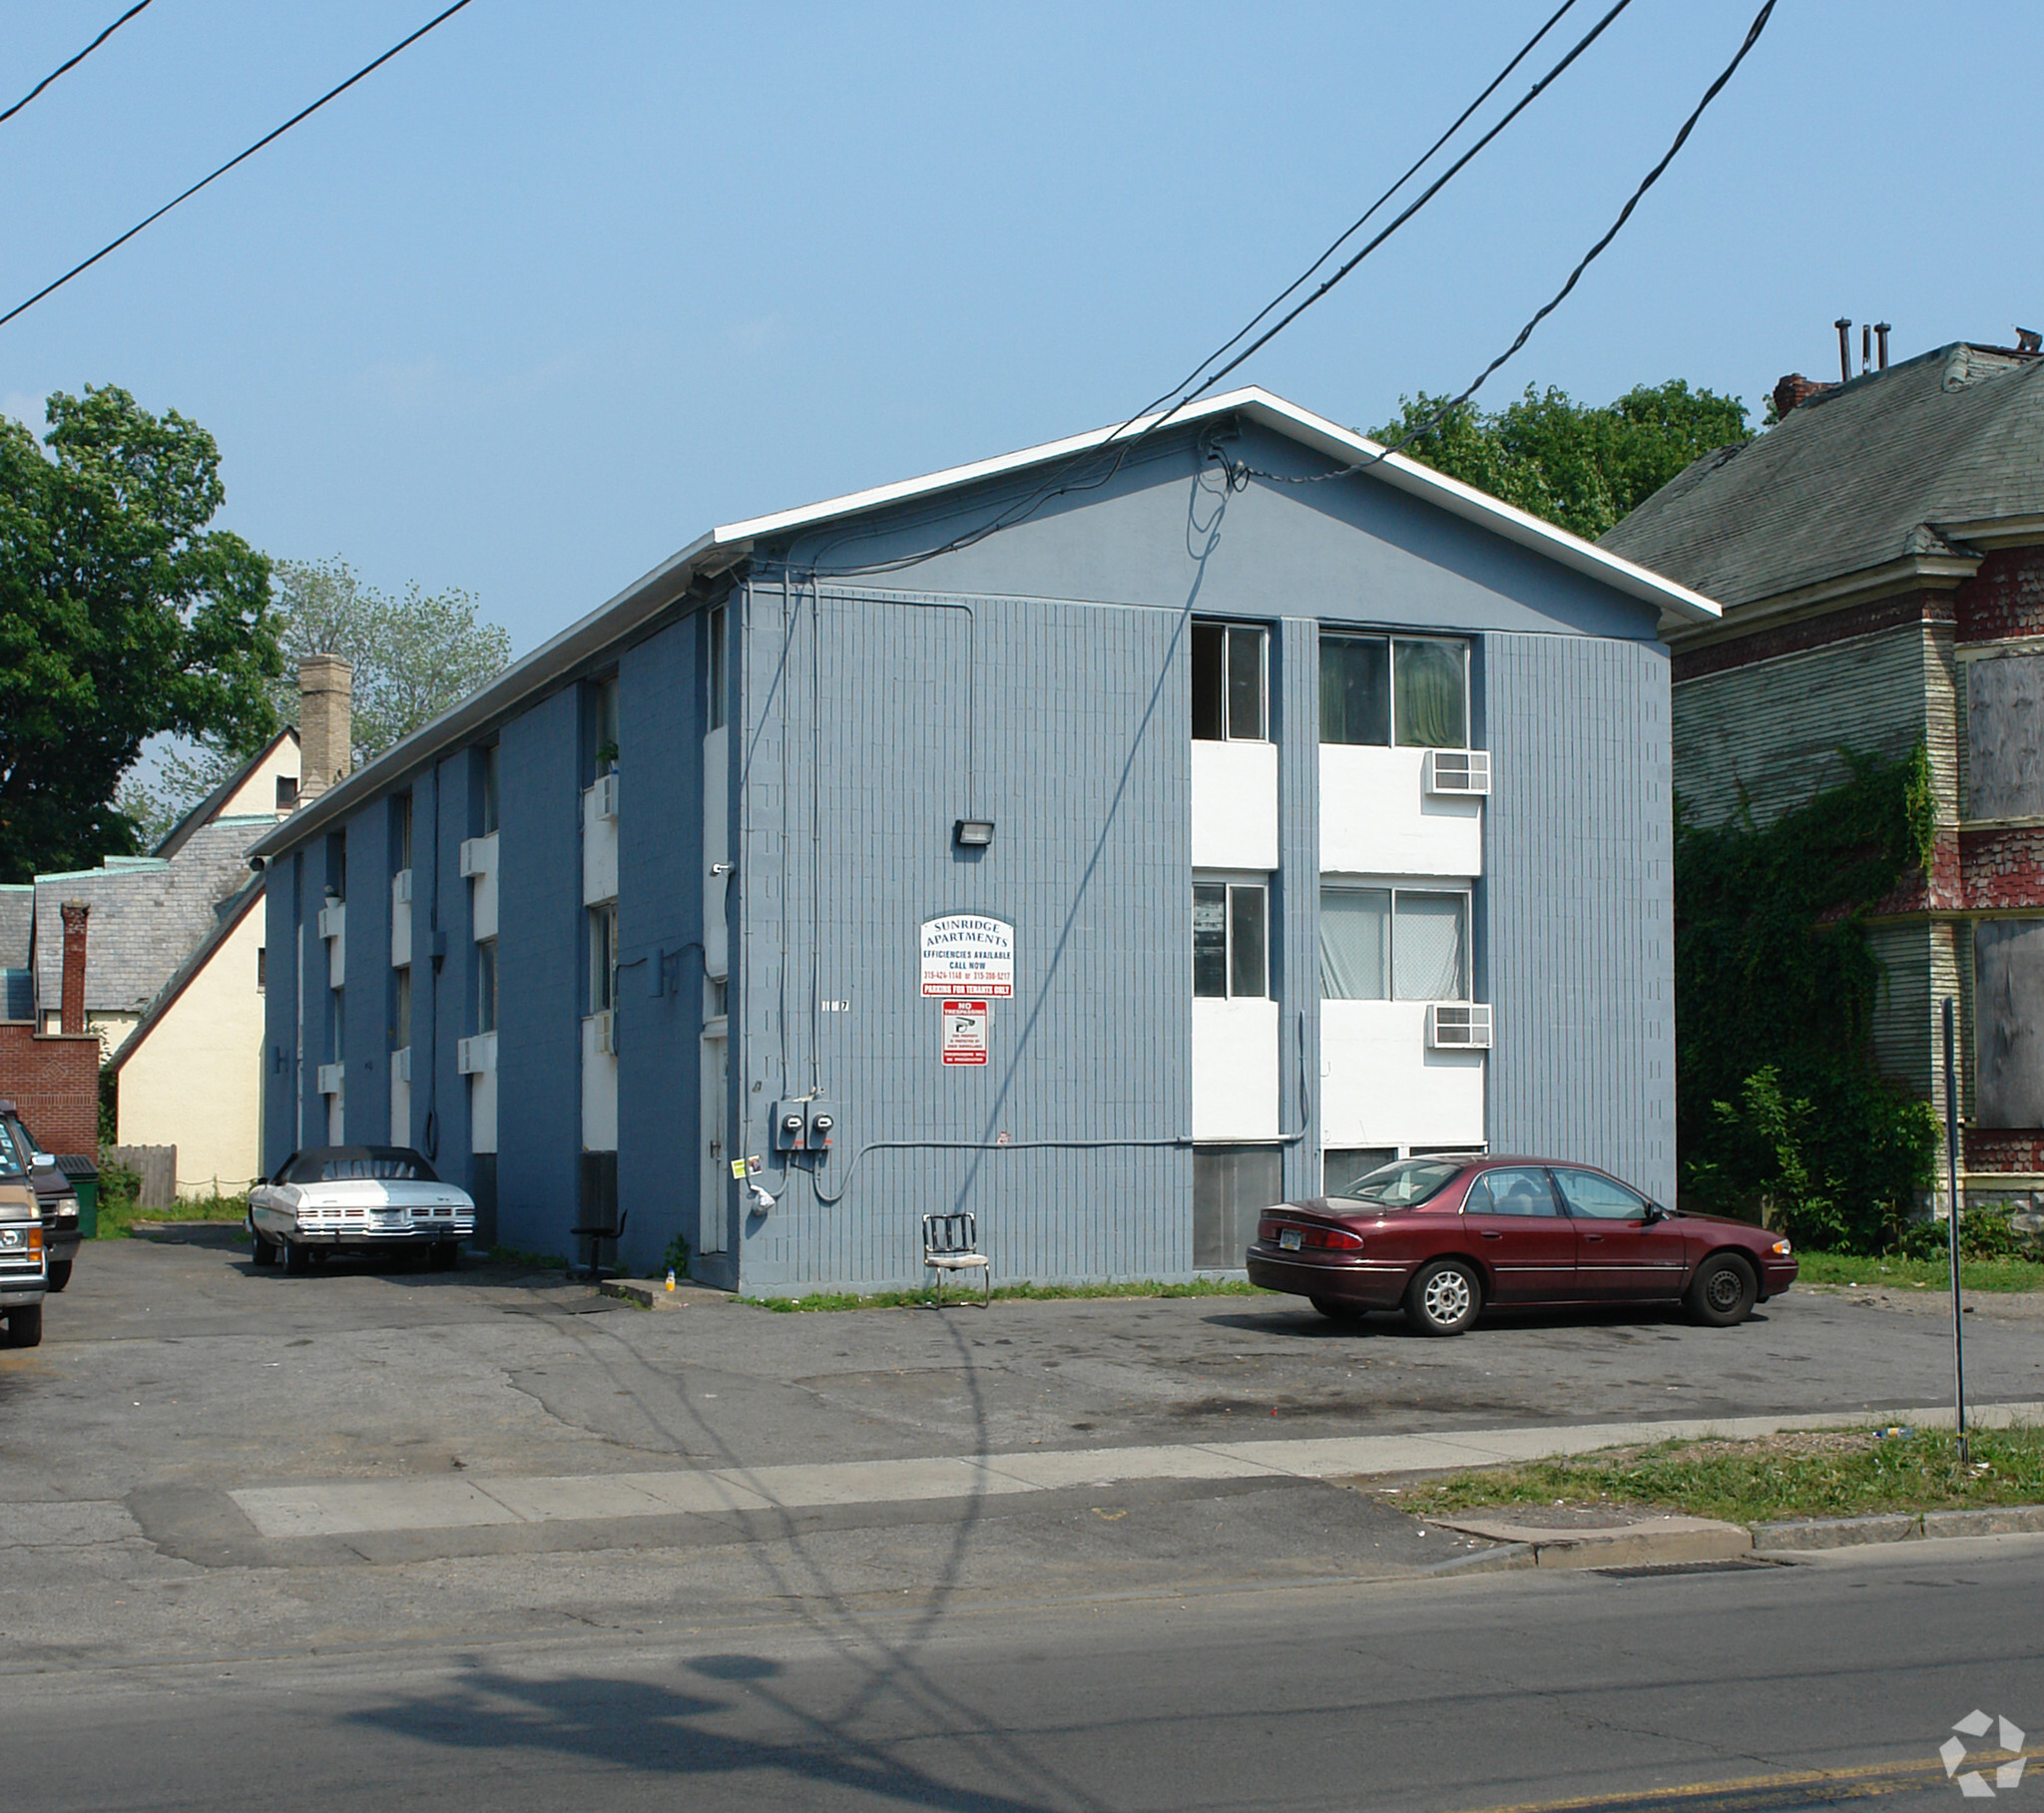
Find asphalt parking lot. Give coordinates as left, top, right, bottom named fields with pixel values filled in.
left=4, top=1228, right=2041, bottom=1667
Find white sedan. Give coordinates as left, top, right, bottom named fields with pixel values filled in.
left=249, top=1146, right=476, bottom=1274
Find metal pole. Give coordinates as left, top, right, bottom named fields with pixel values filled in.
left=1942, top=996, right=1969, bottom=1463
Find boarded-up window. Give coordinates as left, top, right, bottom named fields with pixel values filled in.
left=1975, top=919, right=2044, bottom=1127
left=1967, top=655, right=2044, bottom=819
left=1193, top=1144, right=1281, bottom=1269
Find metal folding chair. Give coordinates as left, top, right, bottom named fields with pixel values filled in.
left=921, top=1211, right=990, bottom=1306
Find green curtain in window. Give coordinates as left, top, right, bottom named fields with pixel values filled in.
left=1394, top=641, right=1466, bottom=747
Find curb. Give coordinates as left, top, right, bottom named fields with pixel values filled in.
left=598, top=1277, right=733, bottom=1310
left=1425, top=1515, right=1753, bottom=1572
left=1755, top=1503, right=2044, bottom=1552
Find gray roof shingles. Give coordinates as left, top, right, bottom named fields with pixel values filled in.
left=1600, top=343, right=2044, bottom=609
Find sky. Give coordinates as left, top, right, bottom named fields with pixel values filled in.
left=4, top=0, right=2041, bottom=662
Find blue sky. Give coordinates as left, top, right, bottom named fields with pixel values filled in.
left=4, top=1, right=2039, bottom=657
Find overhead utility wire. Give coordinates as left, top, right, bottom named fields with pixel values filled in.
left=0, top=0, right=476, bottom=330
left=793, top=0, right=1634, bottom=579
left=0, top=0, right=153, bottom=128
left=1234, top=0, right=1778, bottom=487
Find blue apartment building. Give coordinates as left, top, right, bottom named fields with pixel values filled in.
left=250, top=387, right=1717, bottom=1291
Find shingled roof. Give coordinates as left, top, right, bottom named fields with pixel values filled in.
left=1601, top=343, right=2044, bottom=611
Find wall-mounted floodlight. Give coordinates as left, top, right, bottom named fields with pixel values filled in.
left=953, top=819, right=995, bottom=848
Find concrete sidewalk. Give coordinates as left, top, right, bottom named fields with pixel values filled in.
left=230, top=1398, right=2044, bottom=1540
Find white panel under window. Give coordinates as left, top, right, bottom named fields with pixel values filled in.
left=581, top=1013, right=619, bottom=1151
left=1319, top=745, right=1481, bottom=878
left=583, top=782, right=620, bottom=906
left=464, top=832, right=500, bottom=941
left=703, top=723, right=730, bottom=979
left=1191, top=998, right=1279, bottom=1139
left=1191, top=740, right=1278, bottom=871
left=1321, top=1001, right=1484, bottom=1148
left=390, top=873, right=412, bottom=968
left=1394, top=892, right=1467, bottom=1001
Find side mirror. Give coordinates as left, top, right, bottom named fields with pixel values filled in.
left=1642, top=1202, right=1667, bottom=1224
left=30, top=1152, right=54, bottom=1169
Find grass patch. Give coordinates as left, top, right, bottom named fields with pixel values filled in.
left=1403, top=1424, right=2044, bottom=1526
left=487, top=1244, right=570, bottom=1271
left=1795, top=1250, right=2044, bottom=1292
left=95, top=1190, right=249, bottom=1239
left=744, top=1278, right=1273, bottom=1313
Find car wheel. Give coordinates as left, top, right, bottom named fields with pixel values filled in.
left=4, top=1303, right=42, bottom=1348
left=1404, top=1259, right=1481, bottom=1336
left=1686, top=1253, right=1758, bottom=1327
left=45, top=1260, right=72, bottom=1293
left=1309, top=1296, right=1365, bottom=1323
left=283, top=1239, right=311, bottom=1276
left=250, top=1229, right=277, bottom=1267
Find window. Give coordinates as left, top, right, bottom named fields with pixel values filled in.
left=707, top=604, right=728, bottom=732
left=393, top=966, right=412, bottom=1051
left=1192, top=622, right=1268, bottom=741
left=274, top=774, right=298, bottom=811
left=1194, top=881, right=1268, bottom=999
left=392, top=791, right=412, bottom=872
left=480, top=743, right=500, bottom=835
left=1316, top=634, right=1468, bottom=747
left=590, top=676, right=620, bottom=779
left=326, top=830, right=346, bottom=902
left=1465, top=1166, right=1562, bottom=1216
left=256, top=947, right=266, bottom=996
left=589, top=903, right=619, bottom=1014
left=476, top=940, right=498, bottom=1033
left=327, top=989, right=343, bottom=1062
left=1319, top=886, right=1467, bottom=1001
left=1552, top=1167, right=1649, bottom=1219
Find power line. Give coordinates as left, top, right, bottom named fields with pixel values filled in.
left=0, top=0, right=477, bottom=331
left=1241, top=0, right=1777, bottom=488
left=0, top=1, right=154, bottom=129
left=794, top=0, right=1631, bottom=579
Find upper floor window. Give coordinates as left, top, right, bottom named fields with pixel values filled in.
left=275, top=774, right=299, bottom=811
left=479, top=743, right=500, bottom=835
left=325, top=830, right=346, bottom=902
left=707, top=604, right=728, bottom=732
left=393, top=965, right=412, bottom=1051
left=1319, top=634, right=1468, bottom=748
left=476, top=940, right=499, bottom=1033
left=590, top=675, right=620, bottom=780
left=1193, top=622, right=1268, bottom=741
left=1319, top=885, right=1468, bottom=1001
left=589, top=902, right=619, bottom=1015
left=1194, top=879, right=1268, bottom=999
left=392, top=791, right=413, bottom=872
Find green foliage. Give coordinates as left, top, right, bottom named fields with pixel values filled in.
left=1371, top=379, right=1753, bottom=542
left=0, top=386, right=280, bottom=880
left=1675, top=747, right=1940, bottom=1247
left=98, top=1063, right=117, bottom=1147
left=1892, top=1207, right=2036, bottom=1263
left=122, top=557, right=513, bottom=843
left=1795, top=1250, right=2044, bottom=1291
left=663, top=1232, right=692, bottom=1278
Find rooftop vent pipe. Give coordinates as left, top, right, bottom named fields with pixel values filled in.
left=1875, top=322, right=1891, bottom=369
left=1834, top=318, right=1852, bottom=384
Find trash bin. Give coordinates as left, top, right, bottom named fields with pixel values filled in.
left=55, top=1154, right=99, bottom=1239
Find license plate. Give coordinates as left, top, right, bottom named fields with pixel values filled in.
left=1279, top=1227, right=1302, bottom=1251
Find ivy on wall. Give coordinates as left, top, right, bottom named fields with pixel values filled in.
left=1675, top=745, right=1939, bottom=1250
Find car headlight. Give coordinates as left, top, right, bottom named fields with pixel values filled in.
left=1771, top=1238, right=1792, bottom=1255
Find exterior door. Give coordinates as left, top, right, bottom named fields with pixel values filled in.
left=698, top=1032, right=729, bottom=1256
left=1459, top=1165, right=1575, bottom=1302
left=1554, top=1166, right=1688, bottom=1298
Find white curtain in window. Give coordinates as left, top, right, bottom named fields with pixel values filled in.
left=1319, top=889, right=1389, bottom=999
left=1394, top=892, right=1465, bottom=1000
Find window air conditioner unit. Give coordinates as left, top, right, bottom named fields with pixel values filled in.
left=458, top=837, right=488, bottom=879
left=316, top=901, right=344, bottom=940
left=1427, top=1003, right=1493, bottom=1051
left=593, top=772, right=620, bottom=821
left=1424, top=748, right=1491, bottom=796
left=316, top=1062, right=345, bottom=1095
left=392, top=868, right=413, bottom=905
left=392, top=1046, right=412, bottom=1084
left=456, top=1033, right=496, bottom=1076
left=593, top=1009, right=617, bottom=1056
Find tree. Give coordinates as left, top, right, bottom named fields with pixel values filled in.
left=1370, top=379, right=1754, bottom=542
left=119, top=558, right=513, bottom=844
left=0, top=387, right=279, bottom=881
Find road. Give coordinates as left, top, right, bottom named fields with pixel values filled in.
left=6, top=1534, right=2039, bottom=1812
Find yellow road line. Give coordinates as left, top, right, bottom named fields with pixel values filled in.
left=1451, top=1743, right=2042, bottom=1813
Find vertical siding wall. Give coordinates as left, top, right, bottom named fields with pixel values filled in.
left=494, top=689, right=582, bottom=1252
left=261, top=857, right=299, bottom=1168
left=614, top=615, right=708, bottom=1278
left=431, top=751, right=476, bottom=1182
left=1485, top=634, right=1677, bottom=1203
left=1274, top=617, right=1320, bottom=1200
left=343, top=800, right=392, bottom=1144
left=734, top=581, right=1195, bottom=1291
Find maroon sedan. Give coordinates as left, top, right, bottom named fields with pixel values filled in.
left=1245, top=1155, right=1795, bottom=1335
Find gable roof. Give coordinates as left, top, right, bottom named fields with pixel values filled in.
left=250, top=384, right=1718, bottom=862
left=109, top=872, right=264, bottom=1076
left=1601, top=343, right=2044, bottom=614
left=154, top=724, right=298, bottom=859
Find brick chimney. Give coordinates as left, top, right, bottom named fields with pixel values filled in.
left=297, top=653, right=353, bottom=802
left=1772, top=372, right=1835, bottom=419
left=59, top=900, right=88, bottom=1036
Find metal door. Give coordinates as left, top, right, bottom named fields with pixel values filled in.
left=698, top=1032, right=729, bottom=1255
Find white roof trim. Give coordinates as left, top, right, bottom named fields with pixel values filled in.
left=251, top=385, right=1716, bottom=859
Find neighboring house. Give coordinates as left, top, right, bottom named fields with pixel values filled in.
left=0, top=897, right=99, bottom=1159
left=1602, top=336, right=2044, bottom=1213
left=250, top=386, right=1717, bottom=1291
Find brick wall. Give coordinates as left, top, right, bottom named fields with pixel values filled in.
left=1956, top=548, right=2044, bottom=644
left=0, top=1024, right=100, bottom=1155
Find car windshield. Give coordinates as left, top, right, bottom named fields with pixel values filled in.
left=285, top=1146, right=438, bottom=1184
left=0, top=1125, right=24, bottom=1178
left=1334, top=1157, right=1464, bottom=1207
